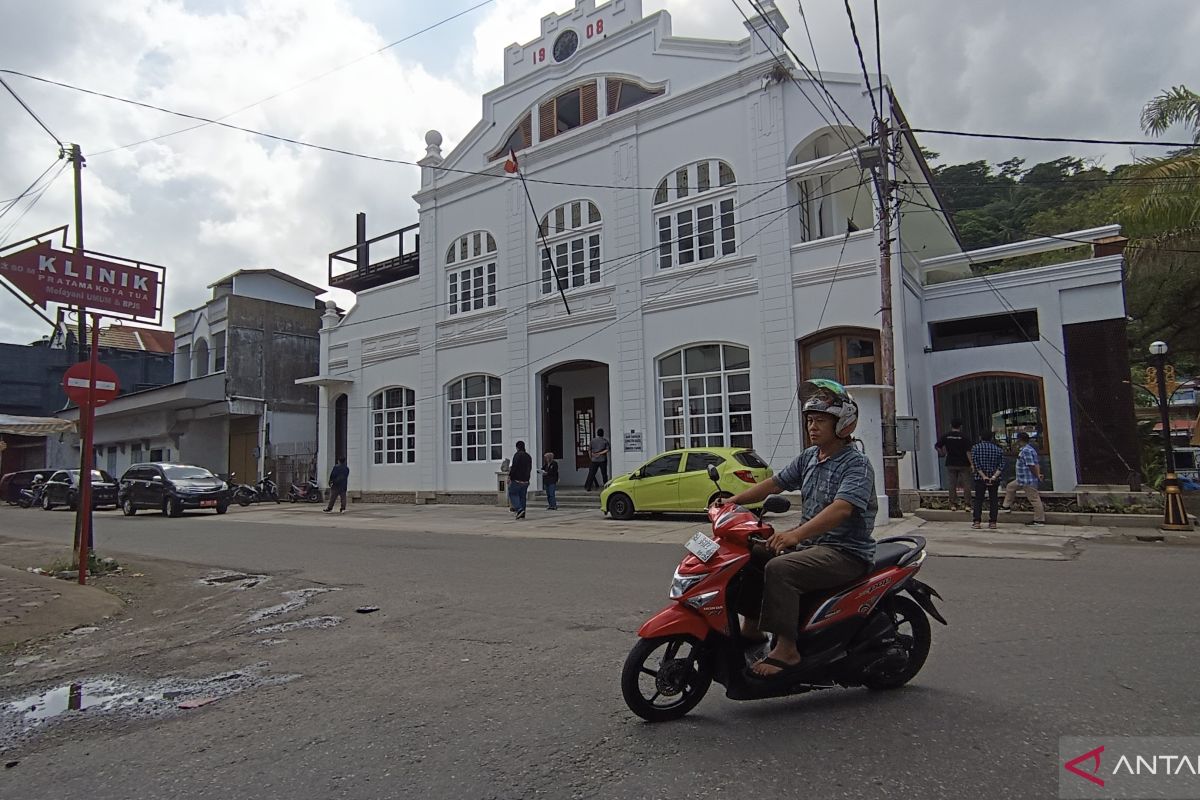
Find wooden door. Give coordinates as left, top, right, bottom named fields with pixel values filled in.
left=543, top=384, right=563, bottom=459
left=228, top=417, right=259, bottom=483
left=573, top=397, right=595, bottom=470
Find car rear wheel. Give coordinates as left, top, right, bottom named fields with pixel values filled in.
left=608, top=492, right=635, bottom=521
left=42, top=493, right=53, bottom=511
left=122, top=497, right=137, bottom=516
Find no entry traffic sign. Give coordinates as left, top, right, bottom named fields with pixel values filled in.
left=63, top=361, right=120, bottom=407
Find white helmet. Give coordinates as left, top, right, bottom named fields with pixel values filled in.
left=800, top=378, right=859, bottom=438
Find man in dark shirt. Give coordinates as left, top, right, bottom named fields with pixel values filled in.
left=324, top=457, right=350, bottom=514
left=507, top=441, right=533, bottom=520
left=935, top=418, right=972, bottom=511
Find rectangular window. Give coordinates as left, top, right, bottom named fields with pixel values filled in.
left=588, top=234, right=601, bottom=284
left=656, top=198, right=736, bottom=269
left=570, top=238, right=585, bottom=288
left=448, top=263, right=496, bottom=315
left=539, top=232, right=601, bottom=295
left=929, top=310, right=1040, bottom=352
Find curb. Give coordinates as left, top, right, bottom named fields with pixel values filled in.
left=915, top=509, right=1196, bottom=529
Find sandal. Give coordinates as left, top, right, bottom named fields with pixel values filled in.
left=747, top=656, right=806, bottom=682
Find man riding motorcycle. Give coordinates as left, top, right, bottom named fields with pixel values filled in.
left=716, top=379, right=879, bottom=680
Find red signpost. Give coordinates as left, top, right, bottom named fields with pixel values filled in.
left=1, top=227, right=164, bottom=586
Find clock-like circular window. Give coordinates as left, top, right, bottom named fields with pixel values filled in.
left=552, top=29, right=579, bottom=62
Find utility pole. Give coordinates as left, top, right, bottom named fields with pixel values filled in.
left=67, top=143, right=87, bottom=363
left=875, top=117, right=902, bottom=518
left=65, top=143, right=93, bottom=557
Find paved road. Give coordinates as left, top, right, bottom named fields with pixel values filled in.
left=1, top=506, right=1198, bottom=799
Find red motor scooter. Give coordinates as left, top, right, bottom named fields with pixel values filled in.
left=621, top=465, right=946, bottom=722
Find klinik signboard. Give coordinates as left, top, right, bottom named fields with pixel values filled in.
left=0, top=227, right=166, bottom=584
left=0, top=227, right=164, bottom=321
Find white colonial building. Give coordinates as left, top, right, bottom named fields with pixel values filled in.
left=302, top=0, right=1139, bottom=503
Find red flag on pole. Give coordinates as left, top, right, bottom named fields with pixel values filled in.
left=504, top=149, right=519, bottom=174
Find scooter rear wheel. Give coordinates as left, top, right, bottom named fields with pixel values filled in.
left=621, top=635, right=712, bottom=722
left=862, top=595, right=932, bottom=690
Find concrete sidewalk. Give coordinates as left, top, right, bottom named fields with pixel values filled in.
left=214, top=501, right=1149, bottom=558
left=0, top=565, right=124, bottom=647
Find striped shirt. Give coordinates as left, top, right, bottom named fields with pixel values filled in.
left=969, top=441, right=1004, bottom=480
left=1016, top=444, right=1040, bottom=485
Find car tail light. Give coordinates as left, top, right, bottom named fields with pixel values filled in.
left=733, top=470, right=757, bottom=483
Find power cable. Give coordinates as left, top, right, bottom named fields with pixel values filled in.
left=767, top=179, right=866, bottom=465
left=898, top=192, right=1139, bottom=475
left=332, top=184, right=820, bottom=413
left=842, top=0, right=880, bottom=122
left=732, top=0, right=861, bottom=156
left=92, top=0, right=496, bottom=156
left=0, top=160, right=69, bottom=248
left=0, top=156, right=62, bottom=224
left=0, top=69, right=799, bottom=194
left=0, top=75, right=63, bottom=147
left=329, top=167, right=863, bottom=332
left=904, top=126, right=1200, bottom=149
left=746, top=0, right=860, bottom=142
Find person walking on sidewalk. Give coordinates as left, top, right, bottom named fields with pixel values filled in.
left=539, top=452, right=559, bottom=511
left=508, top=441, right=533, bottom=520
left=1002, top=432, right=1046, bottom=526
left=935, top=418, right=972, bottom=511
left=584, top=428, right=610, bottom=491
left=324, top=457, right=349, bottom=514
left=967, top=431, right=1005, bottom=529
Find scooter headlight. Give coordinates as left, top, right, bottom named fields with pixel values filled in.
left=669, top=569, right=708, bottom=599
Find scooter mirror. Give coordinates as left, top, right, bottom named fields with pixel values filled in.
left=706, top=464, right=720, bottom=483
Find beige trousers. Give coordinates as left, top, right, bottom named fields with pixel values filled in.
left=1003, top=480, right=1045, bottom=522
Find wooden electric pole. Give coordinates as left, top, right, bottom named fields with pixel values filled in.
left=875, top=117, right=902, bottom=518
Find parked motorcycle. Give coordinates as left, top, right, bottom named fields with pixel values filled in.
left=17, top=476, right=46, bottom=509
left=288, top=477, right=323, bottom=503
left=233, top=472, right=281, bottom=507
left=620, top=465, right=946, bottom=722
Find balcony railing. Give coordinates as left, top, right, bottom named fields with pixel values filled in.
left=329, top=222, right=420, bottom=293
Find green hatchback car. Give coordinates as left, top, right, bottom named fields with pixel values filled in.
left=600, top=447, right=774, bottom=520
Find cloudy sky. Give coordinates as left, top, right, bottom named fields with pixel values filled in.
left=1, top=0, right=1197, bottom=346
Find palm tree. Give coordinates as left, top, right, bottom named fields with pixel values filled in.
left=1124, top=85, right=1200, bottom=235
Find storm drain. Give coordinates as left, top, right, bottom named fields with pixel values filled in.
left=199, top=571, right=269, bottom=589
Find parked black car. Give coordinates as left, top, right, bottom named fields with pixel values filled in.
left=1, top=469, right=47, bottom=505
left=41, top=469, right=120, bottom=510
left=118, top=463, right=231, bottom=517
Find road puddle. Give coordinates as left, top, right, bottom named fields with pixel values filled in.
left=252, top=616, right=343, bottom=634
left=199, top=571, right=269, bottom=589
left=0, top=666, right=299, bottom=752
left=246, top=587, right=340, bottom=623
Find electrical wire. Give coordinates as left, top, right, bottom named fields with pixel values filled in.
left=904, top=126, right=1200, bottom=149
left=897, top=192, right=1139, bottom=475
left=842, top=0, right=880, bottom=122
left=0, top=68, right=801, bottom=194
left=331, top=183, right=824, bottom=413
left=0, top=75, right=63, bottom=147
left=0, top=156, right=62, bottom=225
left=92, top=0, right=496, bottom=156
left=0, top=160, right=69, bottom=248
left=329, top=167, right=864, bottom=332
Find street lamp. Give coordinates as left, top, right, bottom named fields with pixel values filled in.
left=1148, top=341, right=1193, bottom=531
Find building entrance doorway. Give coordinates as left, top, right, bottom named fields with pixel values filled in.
left=229, top=416, right=259, bottom=483
left=538, top=360, right=609, bottom=487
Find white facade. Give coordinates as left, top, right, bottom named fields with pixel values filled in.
left=308, top=0, right=1135, bottom=499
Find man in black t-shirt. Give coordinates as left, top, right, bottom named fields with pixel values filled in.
left=507, top=441, right=533, bottom=520
left=935, top=418, right=973, bottom=511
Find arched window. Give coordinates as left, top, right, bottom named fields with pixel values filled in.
left=934, top=373, right=1052, bottom=486
left=539, top=200, right=602, bottom=294
left=445, top=231, right=498, bottom=316
left=539, top=81, right=598, bottom=142
left=653, top=159, right=737, bottom=269
left=371, top=387, right=416, bottom=464
left=192, top=338, right=210, bottom=378
left=799, top=328, right=881, bottom=386
left=488, top=113, right=532, bottom=162
left=791, top=127, right=870, bottom=242
left=606, top=79, right=664, bottom=115
left=448, top=375, right=502, bottom=462
left=658, top=344, right=752, bottom=450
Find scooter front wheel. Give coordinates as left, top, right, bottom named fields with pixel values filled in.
left=621, top=635, right=712, bottom=722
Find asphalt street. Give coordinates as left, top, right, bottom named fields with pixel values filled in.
left=1, top=506, right=1198, bottom=799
